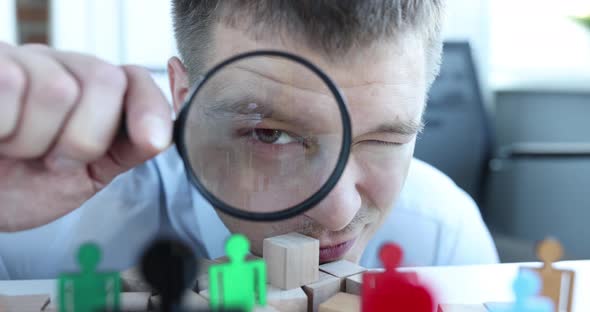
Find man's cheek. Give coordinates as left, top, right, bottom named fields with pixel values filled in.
left=356, top=151, right=410, bottom=209
left=370, top=169, right=404, bottom=211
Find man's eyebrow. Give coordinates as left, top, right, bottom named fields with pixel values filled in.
left=204, top=94, right=317, bottom=128
left=208, top=96, right=273, bottom=116
left=371, top=118, right=425, bottom=136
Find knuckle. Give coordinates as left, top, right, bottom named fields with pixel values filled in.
left=62, top=135, right=106, bottom=160
left=24, top=144, right=48, bottom=159
left=0, top=140, right=46, bottom=159
left=87, top=63, right=127, bottom=90
left=40, top=75, right=79, bottom=106
left=0, top=60, right=26, bottom=93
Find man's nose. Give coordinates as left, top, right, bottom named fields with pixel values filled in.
left=304, top=158, right=362, bottom=232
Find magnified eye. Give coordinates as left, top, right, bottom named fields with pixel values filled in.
left=253, top=129, right=298, bottom=144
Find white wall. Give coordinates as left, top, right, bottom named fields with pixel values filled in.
left=0, top=0, right=17, bottom=44
left=443, top=0, right=491, bottom=79
left=442, top=0, right=492, bottom=108
left=49, top=0, right=590, bottom=100
left=50, top=0, right=497, bottom=101
left=50, top=0, right=177, bottom=66
left=50, top=0, right=124, bottom=64
left=49, top=0, right=176, bottom=99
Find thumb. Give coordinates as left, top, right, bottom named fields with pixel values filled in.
left=88, top=65, right=173, bottom=188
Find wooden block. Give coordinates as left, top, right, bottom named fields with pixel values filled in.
left=302, top=271, right=342, bottom=312
left=319, top=260, right=366, bottom=279
left=198, top=289, right=209, bottom=298
left=202, top=286, right=303, bottom=312
left=267, top=285, right=309, bottom=312
left=121, top=266, right=152, bottom=292
left=148, top=294, right=160, bottom=310
left=42, top=300, right=55, bottom=312
left=0, top=294, right=50, bottom=312
left=344, top=272, right=363, bottom=296
left=193, top=258, right=220, bottom=292
left=254, top=305, right=280, bottom=312
left=318, top=292, right=360, bottom=312
left=263, top=232, right=319, bottom=290
left=483, top=302, right=512, bottom=311
left=120, top=292, right=151, bottom=312
left=150, top=291, right=209, bottom=311
left=344, top=269, right=418, bottom=296
left=319, top=260, right=366, bottom=291
left=183, top=292, right=209, bottom=310
left=437, top=304, right=489, bottom=312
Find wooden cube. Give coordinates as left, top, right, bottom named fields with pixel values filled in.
left=193, top=258, right=221, bottom=292
left=318, top=292, right=360, bottom=312
left=150, top=291, right=208, bottom=311
left=0, top=294, right=50, bottom=312
left=319, top=260, right=366, bottom=290
left=120, top=267, right=152, bottom=292
left=344, top=273, right=363, bottom=296
left=345, top=269, right=420, bottom=296
left=120, top=292, right=151, bottom=311
left=267, top=285, right=309, bottom=312
left=254, top=305, right=280, bottom=312
left=302, top=271, right=342, bottom=312
left=319, top=260, right=366, bottom=279
left=201, top=286, right=306, bottom=312
left=263, top=232, right=319, bottom=289
left=437, top=304, right=489, bottom=312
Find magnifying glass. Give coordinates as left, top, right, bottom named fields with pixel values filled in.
left=174, top=51, right=351, bottom=222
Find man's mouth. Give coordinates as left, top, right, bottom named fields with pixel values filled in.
left=319, top=238, right=356, bottom=263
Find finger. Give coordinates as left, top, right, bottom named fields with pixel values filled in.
left=0, top=54, right=26, bottom=140
left=0, top=49, right=79, bottom=158
left=44, top=52, right=128, bottom=170
left=87, top=65, right=173, bottom=185
left=120, top=65, right=172, bottom=155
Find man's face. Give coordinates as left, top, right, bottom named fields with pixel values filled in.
left=169, top=24, right=427, bottom=264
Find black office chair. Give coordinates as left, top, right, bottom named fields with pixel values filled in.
left=414, top=41, right=493, bottom=206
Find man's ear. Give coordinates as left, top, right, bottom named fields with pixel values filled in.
left=168, top=57, right=189, bottom=114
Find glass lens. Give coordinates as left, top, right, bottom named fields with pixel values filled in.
left=181, top=54, right=345, bottom=215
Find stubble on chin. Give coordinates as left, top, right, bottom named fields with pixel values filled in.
left=214, top=206, right=382, bottom=261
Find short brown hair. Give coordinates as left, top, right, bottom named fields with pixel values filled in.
left=172, top=0, right=445, bottom=86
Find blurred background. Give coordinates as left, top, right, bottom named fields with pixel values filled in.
left=1, top=0, right=590, bottom=263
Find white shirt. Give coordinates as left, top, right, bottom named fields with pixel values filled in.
left=0, top=147, right=498, bottom=280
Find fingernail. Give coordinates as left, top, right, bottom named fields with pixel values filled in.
left=144, top=116, right=171, bottom=150
left=50, top=156, right=84, bottom=171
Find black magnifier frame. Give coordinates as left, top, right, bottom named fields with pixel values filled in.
left=174, top=50, right=352, bottom=222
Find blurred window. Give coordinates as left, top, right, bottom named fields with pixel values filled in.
left=490, top=0, right=590, bottom=90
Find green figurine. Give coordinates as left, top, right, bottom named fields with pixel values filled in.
left=209, top=234, right=267, bottom=312
left=58, top=243, right=121, bottom=312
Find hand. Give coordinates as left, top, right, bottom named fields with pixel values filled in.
left=0, top=42, right=173, bottom=232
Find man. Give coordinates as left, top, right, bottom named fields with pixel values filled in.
left=0, top=0, right=498, bottom=280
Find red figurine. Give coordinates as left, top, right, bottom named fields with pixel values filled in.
left=361, top=243, right=436, bottom=312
